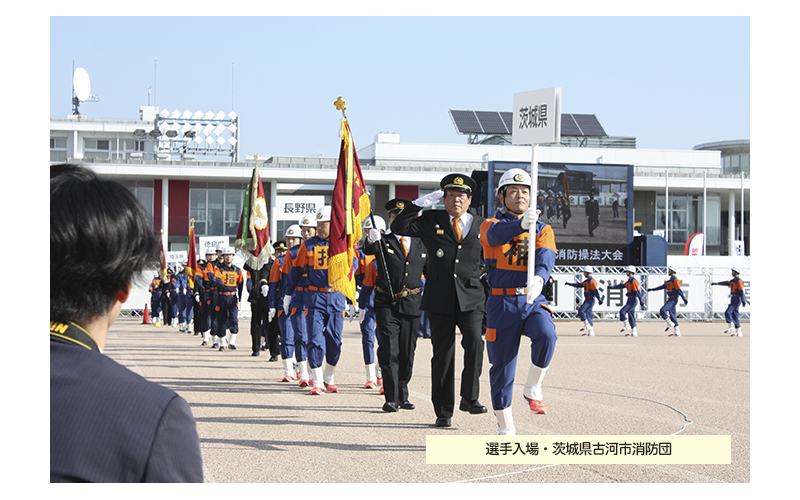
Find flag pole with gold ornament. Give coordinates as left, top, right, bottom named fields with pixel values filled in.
left=159, top=229, right=168, bottom=282
left=234, top=154, right=272, bottom=270
left=185, top=219, right=199, bottom=289
left=328, top=96, right=371, bottom=304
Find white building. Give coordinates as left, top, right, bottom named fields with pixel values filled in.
left=50, top=106, right=749, bottom=260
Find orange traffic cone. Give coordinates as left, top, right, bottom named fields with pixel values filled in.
left=142, top=304, right=150, bottom=324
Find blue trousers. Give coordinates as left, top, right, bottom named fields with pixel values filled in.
left=725, top=297, right=743, bottom=327
left=659, top=297, right=679, bottom=325
left=289, top=291, right=307, bottom=362
left=304, top=290, right=345, bottom=369
left=213, top=294, right=238, bottom=336
left=278, top=310, right=294, bottom=360
left=619, top=298, right=638, bottom=326
left=486, top=295, right=557, bottom=411
left=360, top=305, right=378, bottom=365
left=578, top=298, right=595, bottom=325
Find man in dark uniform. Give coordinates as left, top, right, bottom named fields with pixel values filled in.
left=50, top=164, right=202, bottom=482
left=364, top=199, right=427, bottom=413
left=391, top=174, right=487, bottom=427
left=585, top=192, right=600, bottom=237
left=244, top=250, right=274, bottom=358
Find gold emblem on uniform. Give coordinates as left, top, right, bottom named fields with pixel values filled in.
left=316, top=213, right=323, bottom=219
left=454, top=177, right=464, bottom=185
left=436, top=229, right=445, bottom=235
left=396, top=201, right=405, bottom=209
left=513, top=173, right=524, bottom=182
left=436, top=248, right=444, bottom=258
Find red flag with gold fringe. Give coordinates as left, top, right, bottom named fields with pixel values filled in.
left=329, top=111, right=370, bottom=303
left=185, top=221, right=199, bottom=289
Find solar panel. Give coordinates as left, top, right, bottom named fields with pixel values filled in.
left=559, top=114, right=582, bottom=137
left=449, top=110, right=484, bottom=134
left=450, top=110, right=607, bottom=138
left=474, top=111, right=509, bottom=135
left=572, top=114, right=607, bottom=137
left=500, top=111, right=514, bottom=131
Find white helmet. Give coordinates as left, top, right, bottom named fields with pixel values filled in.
left=731, top=266, right=740, bottom=274
left=298, top=214, right=315, bottom=227
left=668, top=264, right=677, bottom=273
left=363, top=215, right=386, bottom=232
left=223, top=246, right=236, bottom=255
left=316, top=205, right=332, bottom=223
left=216, top=245, right=225, bottom=253
left=583, top=265, right=594, bottom=273
left=626, top=265, right=636, bottom=273
left=284, top=224, right=302, bottom=238
left=497, top=168, right=532, bottom=195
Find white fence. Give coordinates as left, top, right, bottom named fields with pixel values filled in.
left=123, top=258, right=749, bottom=323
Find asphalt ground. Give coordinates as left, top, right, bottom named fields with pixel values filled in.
left=100, top=316, right=751, bottom=486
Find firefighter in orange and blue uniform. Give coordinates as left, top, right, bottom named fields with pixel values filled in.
left=648, top=264, right=688, bottom=337
left=566, top=265, right=602, bottom=336
left=713, top=266, right=747, bottom=337
left=479, top=168, right=558, bottom=435
left=211, top=247, right=244, bottom=350
left=269, top=229, right=301, bottom=380
left=280, top=218, right=314, bottom=386
left=286, top=206, right=358, bottom=395
left=148, top=274, right=163, bottom=326
left=609, top=265, right=643, bottom=337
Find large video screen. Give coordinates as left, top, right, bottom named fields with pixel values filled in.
left=487, top=161, right=633, bottom=267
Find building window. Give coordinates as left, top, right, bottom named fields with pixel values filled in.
left=84, top=139, right=112, bottom=160
left=656, top=193, right=720, bottom=247
left=118, top=180, right=154, bottom=225
left=190, top=182, right=245, bottom=237
left=50, top=137, right=68, bottom=162
left=117, top=139, right=145, bottom=159
left=722, top=153, right=750, bottom=175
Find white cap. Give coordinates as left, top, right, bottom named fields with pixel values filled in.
left=731, top=266, right=740, bottom=274
left=626, top=265, right=636, bottom=273
left=298, top=214, right=315, bottom=227
left=216, top=245, right=225, bottom=252
left=284, top=224, right=302, bottom=238
left=497, top=168, right=532, bottom=195
left=316, top=205, right=332, bottom=223
left=668, top=264, right=677, bottom=273
left=223, top=246, right=235, bottom=255
left=583, top=265, right=594, bottom=273
left=205, top=247, right=216, bottom=255
left=363, top=215, right=386, bottom=232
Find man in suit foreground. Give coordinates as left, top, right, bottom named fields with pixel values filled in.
left=50, top=164, right=203, bottom=482
left=391, top=173, right=487, bottom=427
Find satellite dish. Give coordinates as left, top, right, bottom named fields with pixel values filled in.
left=73, top=67, right=91, bottom=102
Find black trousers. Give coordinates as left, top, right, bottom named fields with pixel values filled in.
left=251, top=298, right=280, bottom=355
left=375, top=305, right=419, bottom=404
left=427, top=308, right=485, bottom=418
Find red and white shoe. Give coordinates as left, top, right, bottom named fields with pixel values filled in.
left=309, top=387, right=324, bottom=395
left=298, top=378, right=311, bottom=388
left=364, top=380, right=377, bottom=389
left=524, top=395, right=548, bottom=414
left=324, top=383, right=338, bottom=393
left=379, top=387, right=384, bottom=395
left=282, top=375, right=294, bottom=382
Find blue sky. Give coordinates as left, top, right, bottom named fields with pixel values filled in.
left=50, top=16, right=749, bottom=158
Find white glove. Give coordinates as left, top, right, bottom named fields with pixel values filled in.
left=283, top=295, right=292, bottom=314
left=268, top=308, right=276, bottom=322
left=349, top=304, right=358, bottom=322
left=359, top=312, right=366, bottom=325
left=527, top=275, right=545, bottom=305
left=521, top=208, right=540, bottom=230
left=194, top=294, right=200, bottom=303
left=413, top=189, right=444, bottom=208
left=367, top=228, right=381, bottom=244
left=261, top=284, right=268, bottom=297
